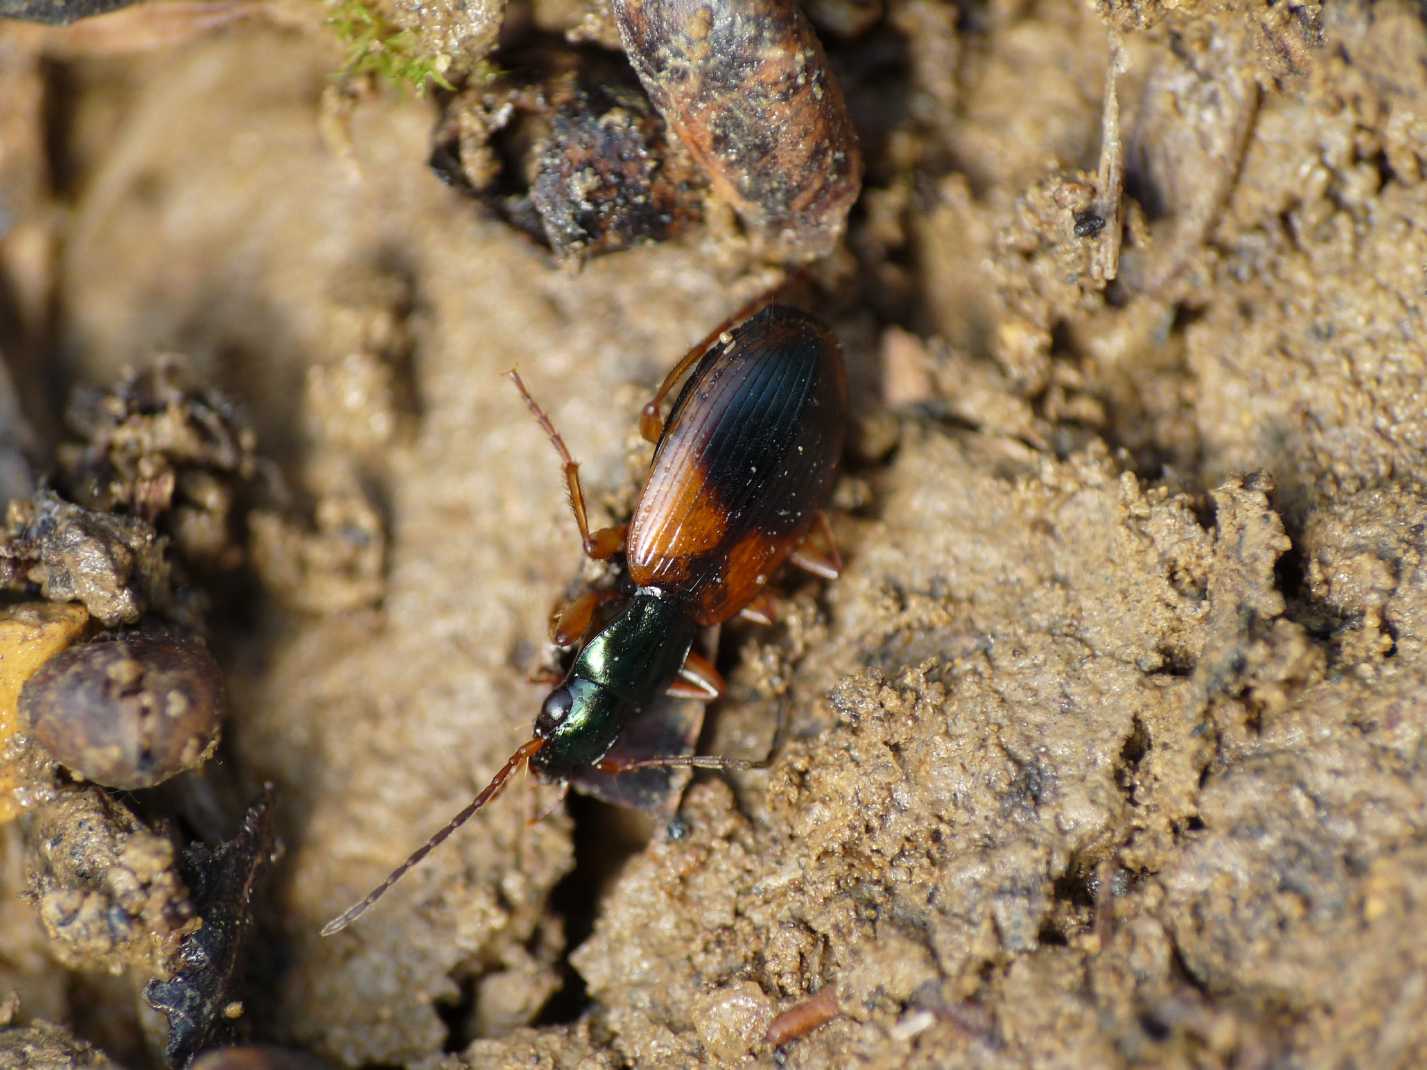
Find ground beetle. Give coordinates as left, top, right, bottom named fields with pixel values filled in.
left=323, top=302, right=846, bottom=936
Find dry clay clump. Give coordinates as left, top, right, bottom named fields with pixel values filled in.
left=60, top=357, right=257, bottom=573
left=566, top=431, right=1427, bottom=1067
left=247, top=489, right=385, bottom=615
left=428, top=52, right=703, bottom=263
left=1301, top=486, right=1427, bottom=666
left=14, top=786, right=278, bottom=1063
left=248, top=276, right=396, bottom=614
left=23, top=784, right=197, bottom=977
left=0, top=491, right=175, bottom=628
left=0, top=359, right=261, bottom=629
left=0, top=1018, right=121, bottom=1069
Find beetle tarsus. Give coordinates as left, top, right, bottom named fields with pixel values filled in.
left=669, top=650, right=724, bottom=701
left=789, top=512, right=843, bottom=580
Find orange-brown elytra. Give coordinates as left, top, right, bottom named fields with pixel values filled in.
left=321, top=303, right=845, bottom=937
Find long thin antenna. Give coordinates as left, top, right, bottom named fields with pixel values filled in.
left=321, top=737, right=545, bottom=937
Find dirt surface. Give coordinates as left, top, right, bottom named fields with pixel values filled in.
left=2, top=0, right=1427, bottom=1067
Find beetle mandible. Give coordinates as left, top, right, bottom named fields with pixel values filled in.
left=323, top=302, right=846, bottom=936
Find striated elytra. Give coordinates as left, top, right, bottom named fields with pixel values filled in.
left=627, top=305, right=847, bottom=627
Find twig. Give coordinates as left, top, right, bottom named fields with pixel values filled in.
left=1091, top=30, right=1127, bottom=284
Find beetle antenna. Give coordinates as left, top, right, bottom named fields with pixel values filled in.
left=321, top=737, right=545, bottom=937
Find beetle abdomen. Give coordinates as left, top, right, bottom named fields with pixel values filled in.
left=627, top=305, right=846, bottom=625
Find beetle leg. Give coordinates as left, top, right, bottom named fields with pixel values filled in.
left=597, top=752, right=762, bottom=774
left=667, top=650, right=725, bottom=701
left=508, top=370, right=626, bottom=560
left=596, top=696, right=788, bottom=775
left=789, top=512, right=843, bottom=580
left=527, top=665, right=563, bottom=686
left=549, top=588, right=618, bottom=647
left=737, top=592, right=778, bottom=626
left=640, top=334, right=714, bottom=444
left=639, top=285, right=794, bottom=443
left=518, top=777, right=567, bottom=870
left=529, top=780, right=570, bottom=825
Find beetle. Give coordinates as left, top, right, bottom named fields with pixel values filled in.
left=322, top=302, right=846, bottom=936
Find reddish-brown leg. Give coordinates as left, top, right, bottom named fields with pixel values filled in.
left=549, top=588, right=619, bottom=648
left=509, top=369, right=626, bottom=560
left=639, top=280, right=802, bottom=444
left=527, top=665, right=563, bottom=686
left=789, top=512, right=843, bottom=580
left=666, top=650, right=725, bottom=701
left=737, top=592, right=778, bottom=626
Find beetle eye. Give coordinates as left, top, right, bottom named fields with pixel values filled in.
left=540, top=687, right=574, bottom=728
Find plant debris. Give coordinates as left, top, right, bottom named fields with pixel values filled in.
left=146, top=788, right=276, bottom=1067
left=59, top=357, right=257, bottom=573
left=429, top=52, right=703, bottom=262
left=24, top=785, right=197, bottom=977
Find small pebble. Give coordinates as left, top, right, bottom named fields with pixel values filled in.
left=21, top=628, right=223, bottom=790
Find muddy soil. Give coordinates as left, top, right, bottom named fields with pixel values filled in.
left=3, top=0, right=1427, bottom=1067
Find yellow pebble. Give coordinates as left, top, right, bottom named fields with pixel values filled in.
left=0, top=602, right=89, bottom=821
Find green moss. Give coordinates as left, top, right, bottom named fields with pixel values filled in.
left=326, top=0, right=455, bottom=95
